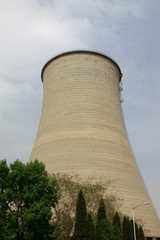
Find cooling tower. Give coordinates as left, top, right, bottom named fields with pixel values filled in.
left=30, top=50, right=160, bottom=238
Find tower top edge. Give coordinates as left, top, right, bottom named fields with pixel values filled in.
left=41, top=50, right=123, bottom=82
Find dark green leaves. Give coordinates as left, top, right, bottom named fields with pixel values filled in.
left=0, top=159, right=58, bottom=240
left=74, top=190, right=87, bottom=240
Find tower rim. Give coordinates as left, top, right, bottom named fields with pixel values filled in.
left=41, top=50, right=123, bottom=82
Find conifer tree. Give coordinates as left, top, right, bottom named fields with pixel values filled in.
left=122, top=216, right=133, bottom=240
left=74, top=190, right=87, bottom=240
left=97, top=198, right=107, bottom=222
left=52, top=173, right=119, bottom=239
left=137, top=226, right=145, bottom=240
left=96, top=199, right=111, bottom=240
left=112, top=211, right=121, bottom=230
left=86, top=213, right=95, bottom=240
left=110, top=226, right=121, bottom=240
left=111, top=211, right=122, bottom=240
left=130, top=219, right=141, bottom=240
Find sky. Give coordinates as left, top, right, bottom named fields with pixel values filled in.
left=0, top=0, right=160, bottom=218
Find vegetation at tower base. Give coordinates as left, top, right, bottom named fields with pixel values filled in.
left=122, top=215, right=133, bottom=240
left=52, top=173, right=120, bottom=239
left=73, top=190, right=87, bottom=239
left=137, top=226, right=145, bottom=240
left=0, top=159, right=147, bottom=240
left=51, top=173, right=146, bottom=240
left=112, top=212, right=121, bottom=229
left=130, top=220, right=145, bottom=240
left=86, top=213, right=95, bottom=240
left=96, top=198, right=111, bottom=240
left=72, top=191, right=146, bottom=240
left=97, top=199, right=107, bottom=222
left=112, top=212, right=122, bottom=240
left=0, top=159, right=59, bottom=240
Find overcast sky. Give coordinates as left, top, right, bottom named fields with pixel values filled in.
left=0, top=0, right=160, bottom=218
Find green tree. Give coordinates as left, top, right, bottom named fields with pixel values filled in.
left=74, top=190, right=87, bottom=240
left=86, top=213, right=95, bottom=240
left=52, top=173, right=120, bottom=239
left=96, top=199, right=111, bottom=240
left=0, top=159, right=59, bottom=240
left=96, top=219, right=110, bottom=240
left=110, top=226, right=121, bottom=240
left=130, top=219, right=144, bottom=240
left=111, top=211, right=122, bottom=240
left=0, top=159, right=10, bottom=240
left=112, top=211, right=121, bottom=230
left=97, top=199, right=107, bottom=222
left=137, top=225, right=145, bottom=240
left=122, top=216, right=133, bottom=240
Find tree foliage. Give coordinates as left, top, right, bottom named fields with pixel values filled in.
left=74, top=190, right=87, bottom=240
left=0, top=160, right=146, bottom=240
left=86, top=213, right=95, bottom=240
left=96, top=199, right=111, bottom=240
left=52, top=173, right=119, bottom=239
left=111, top=212, right=122, bottom=240
left=97, top=199, right=107, bottom=222
left=137, top=226, right=145, bottom=240
left=96, top=219, right=111, bottom=240
left=0, top=159, right=59, bottom=240
left=112, top=212, right=121, bottom=230
left=122, top=216, right=133, bottom=240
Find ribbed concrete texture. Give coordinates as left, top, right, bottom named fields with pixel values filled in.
left=30, top=51, right=160, bottom=238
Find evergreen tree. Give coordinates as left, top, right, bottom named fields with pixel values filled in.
left=96, top=219, right=110, bottom=240
left=52, top=173, right=119, bottom=239
left=110, top=225, right=121, bottom=240
left=137, top=226, right=145, bottom=240
left=112, top=212, right=121, bottom=229
left=86, top=213, right=95, bottom=240
left=97, top=198, right=107, bottom=221
left=111, top=212, right=122, bottom=240
left=74, top=190, right=87, bottom=240
left=130, top=219, right=141, bottom=240
left=96, top=199, right=111, bottom=240
left=122, top=216, right=133, bottom=240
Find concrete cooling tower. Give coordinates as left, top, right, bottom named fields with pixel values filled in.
left=29, top=50, right=160, bottom=239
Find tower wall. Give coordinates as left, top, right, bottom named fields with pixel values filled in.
left=30, top=51, right=160, bottom=237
